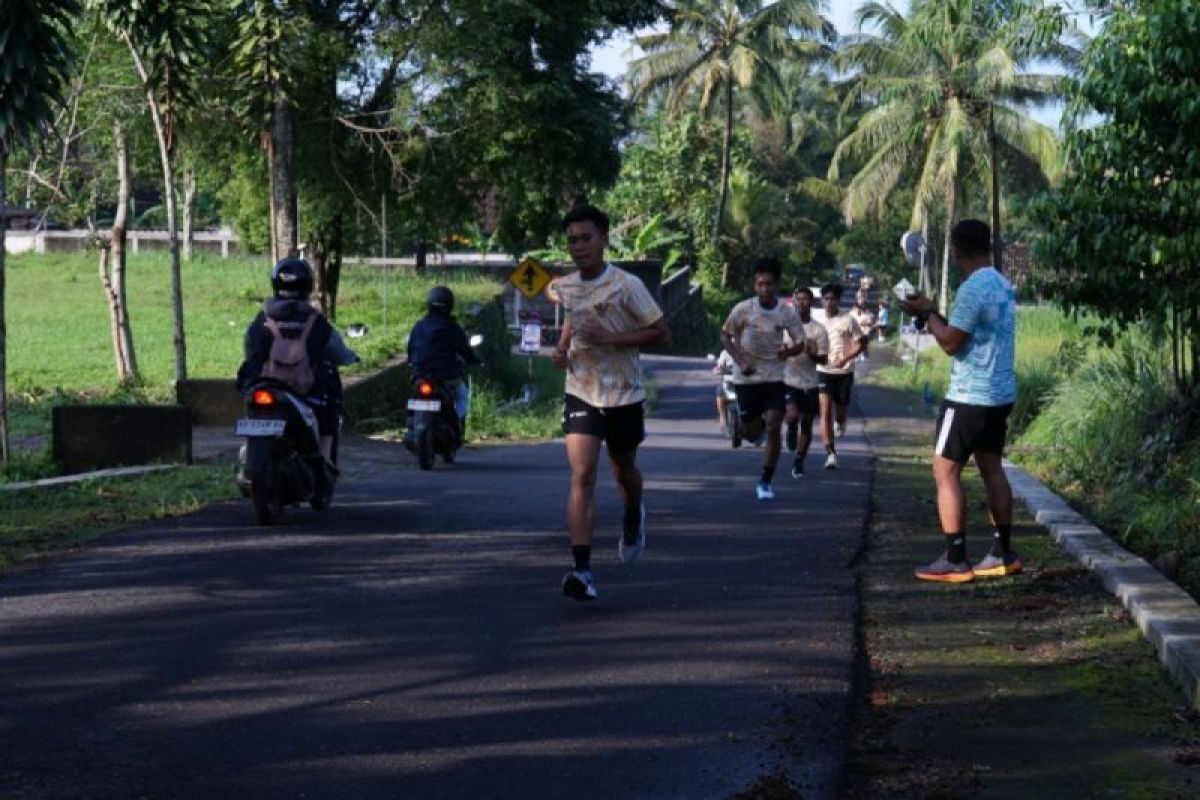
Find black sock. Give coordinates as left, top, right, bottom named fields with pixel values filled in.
left=623, top=503, right=642, bottom=544
left=825, top=443, right=836, bottom=454
left=945, top=534, right=967, bottom=564
left=572, top=545, right=591, bottom=572
left=761, top=465, right=775, bottom=484
left=785, top=424, right=798, bottom=452
left=990, top=525, right=1012, bottom=557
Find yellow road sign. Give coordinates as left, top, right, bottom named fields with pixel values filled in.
left=509, top=256, right=551, bottom=300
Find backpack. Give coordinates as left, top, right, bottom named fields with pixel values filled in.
left=261, top=313, right=318, bottom=393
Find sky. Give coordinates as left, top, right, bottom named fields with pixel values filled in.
left=588, top=1, right=1083, bottom=131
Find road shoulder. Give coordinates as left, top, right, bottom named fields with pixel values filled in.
left=846, top=377, right=1200, bottom=799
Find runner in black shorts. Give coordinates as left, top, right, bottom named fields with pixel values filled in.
left=721, top=258, right=807, bottom=501
left=783, top=286, right=829, bottom=477
left=816, top=283, right=868, bottom=470
left=551, top=204, right=671, bottom=602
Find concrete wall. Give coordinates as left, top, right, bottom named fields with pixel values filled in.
left=52, top=405, right=192, bottom=473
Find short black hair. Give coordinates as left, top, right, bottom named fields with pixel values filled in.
left=751, top=257, right=782, bottom=281
left=951, top=219, right=991, bottom=257
left=562, top=204, right=610, bottom=234
left=820, top=282, right=843, bottom=299
left=794, top=286, right=814, bottom=299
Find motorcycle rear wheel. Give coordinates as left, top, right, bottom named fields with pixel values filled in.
left=251, top=472, right=283, bottom=525
left=417, top=426, right=436, bottom=470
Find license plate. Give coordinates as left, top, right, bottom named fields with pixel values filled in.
left=235, top=418, right=287, bottom=437
left=407, top=399, right=442, bottom=412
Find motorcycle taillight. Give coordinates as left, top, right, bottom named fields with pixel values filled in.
left=418, top=381, right=435, bottom=397
left=252, top=389, right=276, bottom=407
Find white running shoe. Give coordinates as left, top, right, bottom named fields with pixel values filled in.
left=618, top=503, right=646, bottom=564
left=824, top=452, right=839, bottom=470
left=562, top=570, right=598, bottom=601
left=756, top=482, right=776, bottom=501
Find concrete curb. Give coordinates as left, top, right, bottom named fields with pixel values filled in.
left=2, top=464, right=179, bottom=492
left=1005, top=462, right=1200, bottom=707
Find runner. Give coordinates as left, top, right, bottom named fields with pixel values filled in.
left=816, top=283, right=868, bottom=469
left=551, top=204, right=671, bottom=601
left=783, top=287, right=830, bottom=478
left=850, top=289, right=876, bottom=361
left=876, top=300, right=890, bottom=342
left=900, top=219, right=1019, bottom=583
left=720, top=258, right=808, bottom=500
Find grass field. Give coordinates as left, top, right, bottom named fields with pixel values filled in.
left=7, top=251, right=503, bottom=399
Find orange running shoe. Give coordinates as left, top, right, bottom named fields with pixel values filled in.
left=973, top=552, right=1023, bottom=578
left=915, top=554, right=976, bottom=583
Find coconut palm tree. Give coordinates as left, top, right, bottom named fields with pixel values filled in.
left=627, top=0, right=834, bottom=259
left=829, top=0, right=1078, bottom=311
left=0, top=0, right=81, bottom=462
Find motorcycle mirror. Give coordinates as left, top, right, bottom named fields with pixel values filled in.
left=346, top=322, right=369, bottom=338
left=469, top=334, right=484, bottom=347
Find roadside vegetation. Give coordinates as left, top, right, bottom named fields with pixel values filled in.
left=0, top=466, right=237, bottom=572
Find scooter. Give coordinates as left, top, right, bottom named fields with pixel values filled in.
left=404, top=335, right=483, bottom=470
left=235, top=379, right=338, bottom=525
left=707, top=353, right=742, bottom=448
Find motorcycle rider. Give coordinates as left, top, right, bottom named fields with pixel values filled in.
left=406, top=286, right=482, bottom=433
left=237, top=257, right=359, bottom=465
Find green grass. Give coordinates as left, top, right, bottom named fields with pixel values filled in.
left=4, top=251, right=505, bottom=478
left=0, top=466, right=238, bottom=571
left=7, top=251, right=502, bottom=396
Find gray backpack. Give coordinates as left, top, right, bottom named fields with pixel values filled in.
left=261, top=313, right=318, bottom=393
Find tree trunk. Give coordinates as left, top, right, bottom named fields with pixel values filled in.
left=327, top=214, right=343, bottom=321
left=989, top=105, right=1003, bottom=271
left=415, top=239, right=427, bottom=276
left=101, top=120, right=138, bottom=383
left=940, top=184, right=956, bottom=316
left=714, top=76, right=734, bottom=288
left=183, top=167, right=196, bottom=261
left=270, top=95, right=298, bottom=261
left=0, top=147, right=10, bottom=463
left=920, top=217, right=931, bottom=296
left=126, top=37, right=186, bottom=381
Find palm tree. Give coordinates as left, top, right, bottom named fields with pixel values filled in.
left=627, top=0, right=834, bottom=261
left=0, top=0, right=81, bottom=462
left=829, top=0, right=1077, bottom=311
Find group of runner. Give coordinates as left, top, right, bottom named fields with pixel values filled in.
left=716, top=259, right=871, bottom=499
left=549, top=203, right=1019, bottom=600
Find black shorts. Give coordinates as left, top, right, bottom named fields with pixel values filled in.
left=818, top=372, right=854, bottom=407
left=785, top=385, right=820, bottom=416
left=733, top=382, right=786, bottom=422
left=562, top=394, right=645, bottom=454
left=934, top=400, right=1013, bottom=464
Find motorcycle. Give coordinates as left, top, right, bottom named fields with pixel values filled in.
left=235, top=379, right=338, bottom=525
left=708, top=353, right=742, bottom=448
left=404, top=334, right=483, bottom=470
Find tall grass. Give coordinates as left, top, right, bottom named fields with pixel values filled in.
left=1015, top=334, right=1200, bottom=588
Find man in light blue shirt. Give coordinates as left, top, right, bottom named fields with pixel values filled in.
left=901, top=220, right=1019, bottom=584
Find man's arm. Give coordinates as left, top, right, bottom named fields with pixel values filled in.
left=900, top=294, right=970, bottom=355
left=575, top=316, right=669, bottom=348
left=925, top=312, right=970, bottom=355
left=552, top=319, right=573, bottom=369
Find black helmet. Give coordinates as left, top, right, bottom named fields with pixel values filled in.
left=427, top=285, right=455, bottom=315
left=271, top=257, right=313, bottom=299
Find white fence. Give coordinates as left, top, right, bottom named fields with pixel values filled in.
left=6, top=227, right=240, bottom=257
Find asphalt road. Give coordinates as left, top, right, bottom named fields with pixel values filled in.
left=1, top=356, right=870, bottom=800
